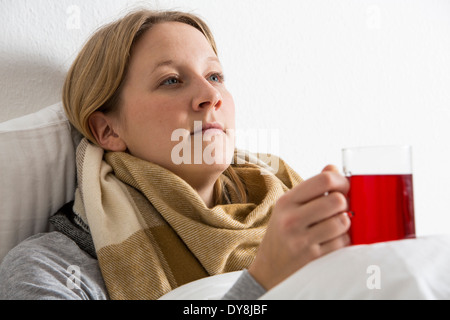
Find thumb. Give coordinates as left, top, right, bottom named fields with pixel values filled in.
left=321, top=164, right=340, bottom=173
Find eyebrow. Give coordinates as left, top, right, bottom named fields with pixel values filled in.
left=207, top=56, right=220, bottom=64
left=151, top=56, right=221, bottom=74
left=153, top=59, right=174, bottom=70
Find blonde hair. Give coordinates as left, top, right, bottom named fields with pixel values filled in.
left=62, top=9, right=247, bottom=205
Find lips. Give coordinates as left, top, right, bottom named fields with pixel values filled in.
left=190, top=122, right=225, bottom=135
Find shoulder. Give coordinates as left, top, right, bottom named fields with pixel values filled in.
left=0, top=231, right=108, bottom=300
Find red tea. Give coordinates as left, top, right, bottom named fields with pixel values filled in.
left=348, top=174, right=415, bottom=245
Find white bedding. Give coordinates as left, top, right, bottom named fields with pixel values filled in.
left=160, top=235, right=450, bottom=300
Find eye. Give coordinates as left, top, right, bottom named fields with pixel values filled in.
left=208, top=73, right=225, bottom=83
left=161, top=77, right=180, bottom=86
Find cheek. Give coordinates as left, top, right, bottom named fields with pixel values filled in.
left=123, top=95, right=177, bottom=133
left=223, top=93, right=236, bottom=127
left=119, top=102, right=173, bottom=155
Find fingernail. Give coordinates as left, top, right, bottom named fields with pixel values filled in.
left=341, top=212, right=350, bottom=225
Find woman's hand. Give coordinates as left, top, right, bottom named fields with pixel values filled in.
left=248, top=165, right=351, bottom=290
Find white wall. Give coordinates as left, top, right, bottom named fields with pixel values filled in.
left=1, top=0, right=450, bottom=236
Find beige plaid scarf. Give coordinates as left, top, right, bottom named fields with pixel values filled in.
left=73, top=138, right=302, bottom=300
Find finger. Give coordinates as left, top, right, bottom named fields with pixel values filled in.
left=321, top=164, right=339, bottom=173
left=288, top=171, right=350, bottom=205
left=295, top=191, right=349, bottom=228
left=308, top=211, right=351, bottom=244
left=319, top=232, right=351, bottom=256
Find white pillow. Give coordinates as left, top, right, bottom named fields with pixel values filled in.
left=159, top=235, right=450, bottom=300
left=261, top=235, right=450, bottom=299
left=0, top=102, right=82, bottom=262
left=159, top=271, right=243, bottom=300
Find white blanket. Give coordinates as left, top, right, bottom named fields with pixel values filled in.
left=160, top=235, right=450, bottom=300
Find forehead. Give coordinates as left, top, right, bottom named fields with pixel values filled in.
left=131, top=21, right=216, bottom=62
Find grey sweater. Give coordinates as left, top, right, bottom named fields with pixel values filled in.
left=0, top=231, right=265, bottom=300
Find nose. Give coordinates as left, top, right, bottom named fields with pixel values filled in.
left=192, top=78, right=223, bottom=111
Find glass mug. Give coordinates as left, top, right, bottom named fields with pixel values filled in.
left=342, top=145, right=416, bottom=245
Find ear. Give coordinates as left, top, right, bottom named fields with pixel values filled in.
left=88, top=111, right=127, bottom=152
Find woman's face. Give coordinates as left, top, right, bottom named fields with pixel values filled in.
left=114, top=21, right=235, bottom=184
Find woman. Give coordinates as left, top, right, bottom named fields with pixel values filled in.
left=0, top=9, right=350, bottom=300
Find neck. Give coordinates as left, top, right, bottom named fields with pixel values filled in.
left=169, top=164, right=227, bottom=208
left=186, top=172, right=221, bottom=208
left=195, top=182, right=216, bottom=208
